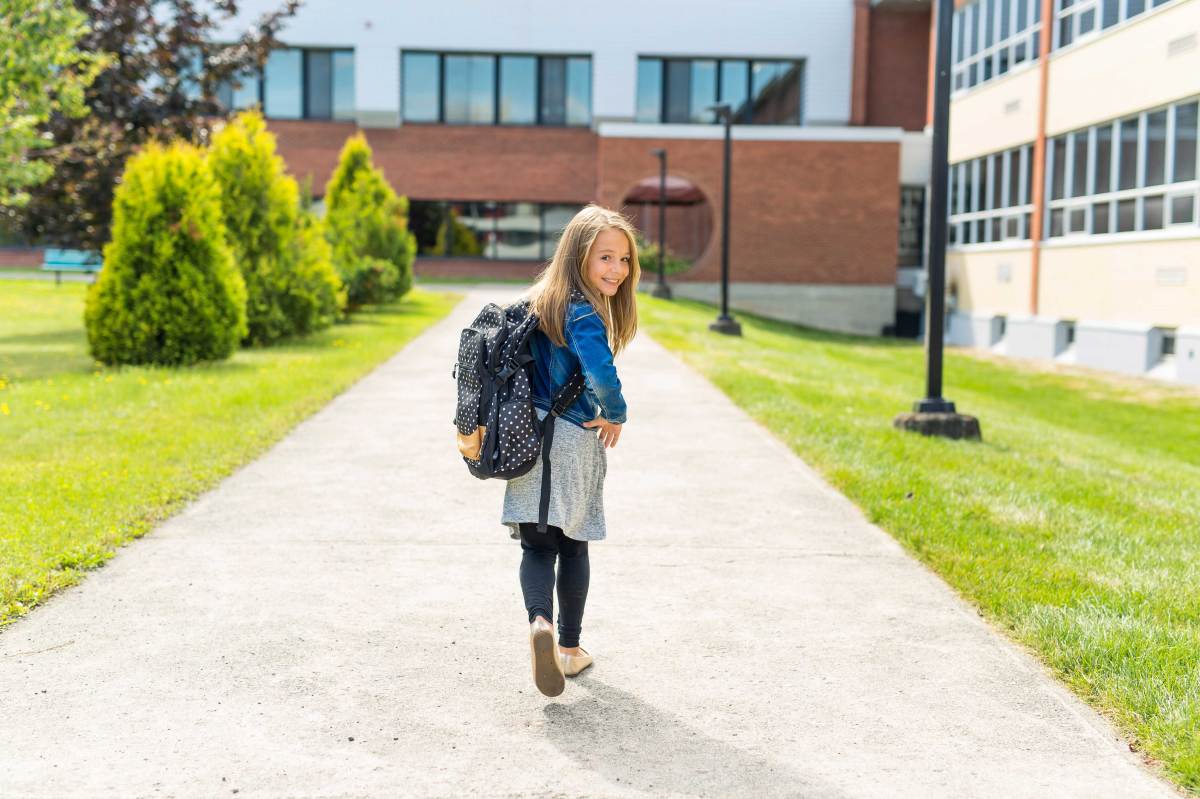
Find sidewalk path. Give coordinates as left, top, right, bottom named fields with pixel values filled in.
left=0, top=287, right=1178, bottom=798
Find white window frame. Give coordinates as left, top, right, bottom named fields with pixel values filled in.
left=1044, top=96, right=1200, bottom=241
left=948, top=143, right=1036, bottom=249
left=952, top=0, right=1041, bottom=96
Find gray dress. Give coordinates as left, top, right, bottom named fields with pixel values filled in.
left=502, top=405, right=608, bottom=542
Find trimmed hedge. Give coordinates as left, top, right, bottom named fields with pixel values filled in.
left=208, top=111, right=341, bottom=344
left=84, top=141, right=247, bottom=365
left=324, top=133, right=416, bottom=310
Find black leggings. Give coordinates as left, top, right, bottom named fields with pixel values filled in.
left=518, top=522, right=589, bottom=648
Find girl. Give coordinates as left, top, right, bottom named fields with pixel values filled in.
left=502, top=203, right=641, bottom=698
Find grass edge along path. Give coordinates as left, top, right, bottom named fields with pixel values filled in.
left=636, top=293, right=1200, bottom=796
left=0, top=281, right=462, bottom=629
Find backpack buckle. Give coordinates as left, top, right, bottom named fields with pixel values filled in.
left=452, top=362, right=458, bottom=380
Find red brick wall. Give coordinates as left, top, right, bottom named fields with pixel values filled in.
left=866, top=6, right=932, bottom=131
left=598, top=136, right=900, bottom=286
left=269, top=121, right=597, bottom=203
left=270, top=121, right=901, bottom=288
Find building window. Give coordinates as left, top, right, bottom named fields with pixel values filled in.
left=218, top=47, right=354, bottom=120
left=948, top=143, right=1035, bottom=246
left=1053, top=0, right=1179, bottom=50
left=401, top=51, right=591, bottom=127
left=1045, top=97, right=1200, bottom=238
left=898, top=186, right=926, bottom=266
left=409, top=201, right=582, bottom=260
left=635, top=56, right=803, bottom=125
left=952, top=0, right=1041, bottom=95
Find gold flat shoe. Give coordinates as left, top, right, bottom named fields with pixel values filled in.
left=529, top=617, right=565, bottom=697
left=559, top=646, right=594, bottom=677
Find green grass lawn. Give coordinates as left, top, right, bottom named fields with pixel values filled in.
left=637, top=294, right=1200, bottom=794
left=0, top=280, right=460, bottom=627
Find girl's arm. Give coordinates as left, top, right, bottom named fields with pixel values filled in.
left=565, top=303, right=628, bottom=424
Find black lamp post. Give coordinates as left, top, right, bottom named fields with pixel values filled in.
left=649, top=147, right=672, bottom=299
left=893, top=0, right=981, bottom=441
left=707, top=103, right=741, bottom=336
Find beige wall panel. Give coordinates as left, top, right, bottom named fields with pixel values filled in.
left=949, top=66, right=1041, bottom=162
left=1038, top=238, right=1200, bottom=326
left=947, top=246, right=1034, bottom=313
left=1047, top=0, right=1200, bottom=135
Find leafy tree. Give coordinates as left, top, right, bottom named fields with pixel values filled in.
left=323, top=133, right=416, bottom=309
left=0, top=0, right=107, bottom=208
left=433, top=207, right=484, bottom=256
left=207, top=110, right=341, bottom=344
left=85, top=141, right=247, bottom=365
left=1, top=0, right=300, bottom=250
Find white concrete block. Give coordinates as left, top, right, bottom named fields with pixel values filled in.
left=1075, top=321, right=1163, bottom=376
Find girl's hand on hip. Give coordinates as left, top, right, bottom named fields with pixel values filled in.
left=582, top=417, right=622, bottom=448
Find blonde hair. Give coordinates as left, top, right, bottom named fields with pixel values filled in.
left=519, top=203, right=641, bottom=356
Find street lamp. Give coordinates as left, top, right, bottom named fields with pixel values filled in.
left=707, top=103, right=741, bottom=336
left=649, top=147, right=673, bottom=300
left=893, top=0, right=981, bottom=441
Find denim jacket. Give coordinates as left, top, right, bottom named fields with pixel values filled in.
left=528, top=294, right=628, bottom=430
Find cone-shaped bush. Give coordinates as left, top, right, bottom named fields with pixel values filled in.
left=207, top=111, right=341, bottom=344
left=85, top=141, right=247, bottom=366
left=324, top=133, right=416, bottom=310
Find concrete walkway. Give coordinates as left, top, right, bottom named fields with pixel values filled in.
left=0, top=287, right=1179, bottom=798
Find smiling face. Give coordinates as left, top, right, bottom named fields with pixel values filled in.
left=584, top=227, right=631, bottom=298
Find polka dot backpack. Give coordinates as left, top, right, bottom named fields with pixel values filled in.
left=453, top=294, right=587, bottom=532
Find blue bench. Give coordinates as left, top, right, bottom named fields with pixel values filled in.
left=41, top=248, right=103, bottom=285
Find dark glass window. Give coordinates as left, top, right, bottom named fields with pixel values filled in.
left=1071, top=131, right=1089, bottom=197
left=405, top=52, right=590, bottom=126
left=409, top=200, right=583, bottom=261
left=306, top=51, right=333, bottom=119
left=259, top=47, right=353, bottom=121
left=664, top=60, right=691, bottom=123
left=500, top=56, right=537, bottom=124
left=1050, top=136, right=1066, bottom=200
left=1143, top=194, right=1164, bottom=229
left=1116, top=198, right=1136, bottom=231
left=403, top=53, right=440, bottom=122
left=639, top=56, right=800, bottom=124
left=1095, top=124, right=1112, bottom=193
left=540, top=57, right=566, bottom=125
left=333, top=51, right=354, bottom=120
left=217, top=70, right=260, bottom=111
left=495, top=202, right=541, bottom=259
left=264, top=49, right=302, bottom=119
left=1093, top=202, right=1111, bottom=233
left=635, top=59, right=662, bottom=123
left=750, top=60, right=801, bottom=124
left=1118, top=115, right=1139, bottom=190
left=1174, top=102, right=1198, bottom=182
left=445, top=55, right=495, bottom=124
left=566, top=57, right=591, bottom=125
left=1145, top=109, right=1167, bottom=186
left=690, top=60, right=718, bottom=123
left=720, top=61, right=750, bottom=121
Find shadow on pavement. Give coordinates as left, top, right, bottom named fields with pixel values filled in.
left=542, top=675, right=848, bottom=798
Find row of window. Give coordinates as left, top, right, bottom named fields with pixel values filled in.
left=949, top=96, right=1200, bottom=246
left=634, top=57, right=803, bottom=125
left=401, top=52, right=591, bottom=126
left=218, top=48, right=355, bottom=121
left=948, top=143, right=1036, bottom=244
left=952, top=0, right=1042, bottom=94
left=218, top=47, right=805, bottom=127
left=408, top=201, right=581, bottom=260
left=1047, top=98, right=1198, bottom=236
left=952, top=0, right=1180, bottom=96
left=1053, top=0, right=1177, bottom=49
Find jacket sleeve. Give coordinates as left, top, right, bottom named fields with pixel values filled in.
left=565, top=303, right=628, bottom=424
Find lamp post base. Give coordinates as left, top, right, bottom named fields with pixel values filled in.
left=709, top=315, right=742, bottom=336
left=650, top=281, right=673, bottom=300
left=892, top=410, right=982, bottom=441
